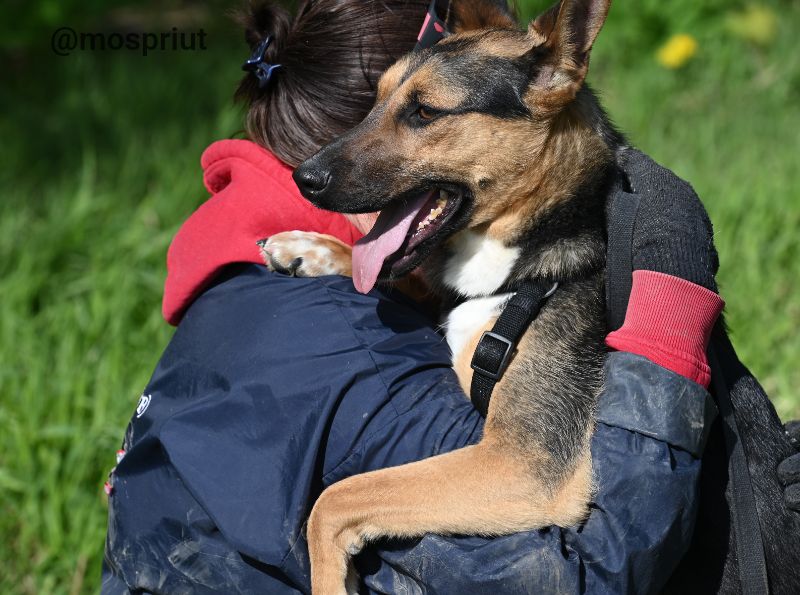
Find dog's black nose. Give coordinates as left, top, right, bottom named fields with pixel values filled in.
left=293, top=166, right=330, bottom=198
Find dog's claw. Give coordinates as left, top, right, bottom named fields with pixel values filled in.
left=268, top=253, right=303, bottom=276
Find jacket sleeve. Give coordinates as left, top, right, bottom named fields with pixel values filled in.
left=353, top=351, right=717, bottom=595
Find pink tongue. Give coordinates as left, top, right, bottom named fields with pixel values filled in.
left=351, top=191, right=434, bottom=293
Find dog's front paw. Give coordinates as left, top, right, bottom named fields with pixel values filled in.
left=307, top=490, right=363, bottom=595
left=258, top=231, right=352, bottom=278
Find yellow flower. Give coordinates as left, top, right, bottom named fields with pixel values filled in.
left=725, top=4, right=778, bottom=46
left=656, top=34, right=698, bottom=69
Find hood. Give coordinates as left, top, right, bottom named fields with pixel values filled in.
left=162, top=139, right=361, bottom=325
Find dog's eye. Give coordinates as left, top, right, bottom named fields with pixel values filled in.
left=417, top=106, right=434, bottom=120
left=405, top=101, right=442, bottom=127
left=409, top=104, right=441, bottom=126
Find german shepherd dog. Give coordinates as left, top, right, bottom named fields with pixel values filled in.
left=262, top=0, right=800, bottom=592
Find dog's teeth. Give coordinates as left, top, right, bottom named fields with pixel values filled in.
left=414, top=195, right=449, bottom=234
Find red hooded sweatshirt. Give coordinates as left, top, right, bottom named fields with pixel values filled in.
left=163, top=139, right=723, bottom=387
left=162, top=140, right=361, bottom=325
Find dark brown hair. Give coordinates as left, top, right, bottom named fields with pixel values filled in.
left=235, top=0, right=447, bottom=167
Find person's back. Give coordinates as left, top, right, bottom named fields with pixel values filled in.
left=106, top=265, right=485, bottom=592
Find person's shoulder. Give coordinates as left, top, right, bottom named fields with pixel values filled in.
left=179, top=264, right=372, bottom=334
left=168, top=264, right=448, bottom=370
left=615, top=146, right=719, bottom=288
left=617, top=147, right=696, bottom=197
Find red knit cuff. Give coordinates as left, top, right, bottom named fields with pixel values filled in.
left=605, top=270, right=724, bottom=388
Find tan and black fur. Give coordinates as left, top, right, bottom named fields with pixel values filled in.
left=258, top=1, right=629, bottom=592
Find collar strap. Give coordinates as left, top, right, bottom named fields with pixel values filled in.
left=470, top=280, right=558, bottom=417
left=415, top=0, right=450, bottom=51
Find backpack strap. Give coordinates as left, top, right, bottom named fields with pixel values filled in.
left=605, top=187, right=640, bottom=331
left=708, top=331, right=770, bottom=595
left=606, top=178, right=769, bottom=594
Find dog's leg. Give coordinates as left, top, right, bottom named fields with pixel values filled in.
left=308, top=441, right=592, bottom=593
left=259, top=231, right=352, bottom=277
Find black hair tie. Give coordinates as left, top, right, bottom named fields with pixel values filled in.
left=242, top=36, right=282, bottom=89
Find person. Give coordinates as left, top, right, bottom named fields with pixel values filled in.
left=101, top=1, right=754, bottom=592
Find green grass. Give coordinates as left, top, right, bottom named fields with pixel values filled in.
left=1, top=1, right=798, bottom=592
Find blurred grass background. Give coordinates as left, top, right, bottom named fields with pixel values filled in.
left=0, top=0, right=798, bottom=592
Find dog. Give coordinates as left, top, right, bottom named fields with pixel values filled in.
left=263, top=1, right=612, bottom=591
left=261, top=0, right=800, bottom=592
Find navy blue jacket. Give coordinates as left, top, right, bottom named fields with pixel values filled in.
left=102, top=265, right=716, bottom=594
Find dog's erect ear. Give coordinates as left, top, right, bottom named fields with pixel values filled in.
left=451, top=0, right=518, bottom=33
left=524, top=0, right=610, bottom=99
left=528, top=3, right=561, bottom=43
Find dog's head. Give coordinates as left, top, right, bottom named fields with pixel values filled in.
left=294, top=0, right=613, bottom=293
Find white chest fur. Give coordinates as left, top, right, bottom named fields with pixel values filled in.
left=444, top=293, right=512, bottom=364
left=442, top=230, right=521, bottom=298
left=441, top=230, right=520, bottom=364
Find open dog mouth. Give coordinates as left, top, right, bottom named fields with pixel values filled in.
left=351, top=187, right=465, bottom=293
